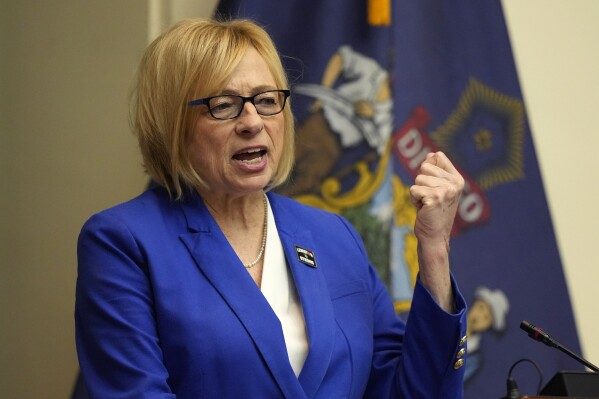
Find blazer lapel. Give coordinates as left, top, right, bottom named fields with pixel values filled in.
left=271, top=195, right=336, bottom=398
left=178, top=194, right=307, bottom=399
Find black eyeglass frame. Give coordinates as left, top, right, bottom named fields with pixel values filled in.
left=187, top=89, right=291, bottom=120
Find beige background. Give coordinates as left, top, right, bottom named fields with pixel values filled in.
left=1, top=1, right=597, bottom=398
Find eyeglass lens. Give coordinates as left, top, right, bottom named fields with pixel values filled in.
left=208, top=91, right=287, bottom=119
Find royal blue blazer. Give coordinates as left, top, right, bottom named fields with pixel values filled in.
left=76, top=187, right=467, bottom=398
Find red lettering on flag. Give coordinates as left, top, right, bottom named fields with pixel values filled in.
left=392, top=106, right=490, bottom=235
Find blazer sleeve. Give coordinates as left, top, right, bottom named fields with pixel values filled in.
left=75, top=212, right=176, bottom=399
left=338, top=216, right=467, bottom=399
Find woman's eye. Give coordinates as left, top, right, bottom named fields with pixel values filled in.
left=211, top=98, right=236, bottom=111
left=256, top=96, right=277, bottom=106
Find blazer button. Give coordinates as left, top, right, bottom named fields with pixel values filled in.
left=456, top=348, right=466, bottom=359
left=454, top=359, right=465, bottom=369
left=458, top=335, right=467, bottom=346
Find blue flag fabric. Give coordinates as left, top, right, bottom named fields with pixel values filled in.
left=216, top=1, right=583, bottom=397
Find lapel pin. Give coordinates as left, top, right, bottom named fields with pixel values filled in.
left=295, top=246, right=317, bottom=268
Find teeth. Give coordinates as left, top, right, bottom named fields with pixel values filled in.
left=233, top=148, right=265, bottom=164
left=242, top=155, right=263, bottom=164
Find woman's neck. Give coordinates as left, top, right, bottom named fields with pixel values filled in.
left=200, top=190, right=266, bottom=229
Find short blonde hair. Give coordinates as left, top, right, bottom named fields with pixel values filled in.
left=131, top=18, right=295, bottom=199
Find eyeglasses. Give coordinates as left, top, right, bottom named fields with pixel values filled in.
left=188, top=89, right=290, bottom=120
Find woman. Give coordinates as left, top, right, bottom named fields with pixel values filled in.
left=75, top=18, right=467, bottom=398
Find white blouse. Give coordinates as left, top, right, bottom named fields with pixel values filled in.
left=260, top=197, right=309, bottom=377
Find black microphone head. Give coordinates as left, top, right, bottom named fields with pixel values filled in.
left=506, top=376, right=521, bottom=399
left=520, top=320, right=534, bottom=334
left=520, top=319, right=552, bottom=345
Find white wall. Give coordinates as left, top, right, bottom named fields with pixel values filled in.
left=502, top=0, right=599, bottom=366
left=0, top=1, right=597, bottom=398
left=0, top=2, right=148, bottom=398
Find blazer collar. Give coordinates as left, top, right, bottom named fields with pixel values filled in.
left=178, top=192, right=336, bottom=398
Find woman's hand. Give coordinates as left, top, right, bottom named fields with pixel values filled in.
left=410, top=151, right=464, bottom=312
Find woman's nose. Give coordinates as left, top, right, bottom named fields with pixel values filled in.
left=235, top=102, right=264, bottom=135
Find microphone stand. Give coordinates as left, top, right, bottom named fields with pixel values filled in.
left=520, top=320, right=599, bottom=372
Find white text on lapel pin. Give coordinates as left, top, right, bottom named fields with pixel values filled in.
left=295, top=246, right=317, bottom=268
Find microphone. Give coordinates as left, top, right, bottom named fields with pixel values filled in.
left=520, top=320, right=556, bottom=347
left=500, top=358, right=543, bottom=399
left=501, top=376, right=521, bottom=399
left=520, top=320, right=599, bottom=372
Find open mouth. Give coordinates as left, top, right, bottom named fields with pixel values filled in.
left=232, top=148, right=267, bottom=164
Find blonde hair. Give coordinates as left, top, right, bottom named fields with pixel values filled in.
left=131, top=18, right=295, bottom=199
